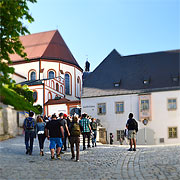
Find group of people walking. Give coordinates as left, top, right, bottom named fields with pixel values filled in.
left=23, top=112, right=97, bottom=162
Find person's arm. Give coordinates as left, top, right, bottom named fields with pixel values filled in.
left=88, top=120, right=91, bottom=131
left=23, top=118, right=27, bottom=130
left=45, top=128, right=49, bottom=140
left=60, top=126, right=64, bottom=139
left=65, top=124, right=70, bottom=136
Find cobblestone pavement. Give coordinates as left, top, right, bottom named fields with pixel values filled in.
left=0, top=136, right=180, bottom=180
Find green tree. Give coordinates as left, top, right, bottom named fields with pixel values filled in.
left=0, top=0, right=37, bottom=86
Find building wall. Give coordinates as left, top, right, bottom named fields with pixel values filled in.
left=12, top=60, right=82, bottom=102
left=82, top=94, right=139, bottom=144
left=11, top=74, right=26, bottom=84
left=150, top=90, right=180, bottom=144
left=47, top=104, right=68, bottom=116
left=28, top=85, right=43, bottom=107
left=81, top=90, right=180, bottom=145
left=11, top=61, right=39, bottom=80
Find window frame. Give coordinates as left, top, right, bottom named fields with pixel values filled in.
left=97, top=103, right=106, bottom=115
left=115, top=102, right=124, bottom=114
left=140, top=99, right=150, bottom=112
left=28, top=69, right=37, bottom=81
left=168, top=127, right=178, bottom=138
left=56, top=83, right=59, bottom=92
left=117, top=130, right=125, bottom=141
left=47, top=69, right=56, bottom=79
left=167, top=98, right=177, bottom=111
left=65, top=72, right=72, bottom=95
left=32, top=90, right=38, bottom=103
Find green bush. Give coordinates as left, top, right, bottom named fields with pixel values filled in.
left=0, top=85, right=39, bottom=114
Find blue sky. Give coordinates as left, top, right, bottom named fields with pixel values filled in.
left=26, top=0, right=180, bottom=71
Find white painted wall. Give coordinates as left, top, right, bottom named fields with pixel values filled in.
left=11, top=62, right=39, bottom=80
left=82, top=94, right=139, bottom=144
left=82, top=90, right=180, bottom=145
left=11, top=74, right=26, bottom=84
left=29, top=85, right=43, bottom=106
left=150, top=90, right=180, bottom=144
left=48, top=104, right=68, bottom=116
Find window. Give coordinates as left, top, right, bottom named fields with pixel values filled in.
left=60, top=85, right=63, bottom=93
left=65, top=73, right=71, bottom=95
left=51, top=80, right=54, bottom=89
left=143, top=80, right=149, bottom=84
left=117, top=130, right=125, bottom=141
left=48, top=92, right=52, bottom=100
left=97, top=103, right=106, bottom=115
left=114, top=83, right=120, bottom=87
left=30, top=71, right=36, bottom=81
left=115, top=102, right=124, bottom=113
left=168, top=99, right=177, bottom=110
left=172, top=77, right=178, bottom=82
left=56, top=83, right=59, bottom=92
left=76, top=77, right=81, bottom=97
left=168, top=127, right=177, bottom=138
left=140, top=100, right=149, bottom=112
left=48, top=71, right=55, bottom=79
left=33, top=91, right=37, bottom=102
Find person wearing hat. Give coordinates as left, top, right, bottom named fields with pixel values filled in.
left=58, top=113, right=70, bottom=152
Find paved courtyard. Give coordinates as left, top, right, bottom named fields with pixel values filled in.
left=0, top=136, right=180, bottom=180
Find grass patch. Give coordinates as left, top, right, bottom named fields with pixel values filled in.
left=0, top=85, right=39, bottom=114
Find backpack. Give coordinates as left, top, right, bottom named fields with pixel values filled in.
left=132, top=119, right=138, bottom=132
left=71, top=123, right=81, bottom=136
left=25, top=117, right=35, bottom=130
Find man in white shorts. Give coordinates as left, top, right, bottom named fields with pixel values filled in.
left=126, top=113, right=138, bottom=151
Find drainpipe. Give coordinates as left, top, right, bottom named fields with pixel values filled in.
left=39, top=58, right=41, bottom=80
left=43, top=82, right=45, bottom=115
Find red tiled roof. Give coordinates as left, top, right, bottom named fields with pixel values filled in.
left=45, top=98, right=80, bottom=105
left=10, top=30, right=80, bottom=67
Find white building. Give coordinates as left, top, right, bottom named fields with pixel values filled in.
left=82, top=49, right=180, bottom=145
left=10, top=30, right=83, bottom=116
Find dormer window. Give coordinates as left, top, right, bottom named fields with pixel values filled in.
left=114, top=81, right=121, bottom=87
left=143, top=80, right=149, bottom=84
left=172, top=77, right=179, bottom=82
left=171, top=73, right=179, bottom=83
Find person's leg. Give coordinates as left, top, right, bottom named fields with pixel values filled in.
left=49, top=138, right=56, bottom=159
left=51, top=148, right=55, bottom=158
left=94, top=131, right=97, bottom=147
left=92, top=132, right=94, bottom=147
left=83, top=133, right=86, bottom=150
left=70, top=137, right=75, bottom=159
left=63, top=135, right=67, bottom=151
left=133, top=138, right=136, bottom=150
left=76, top=137, right=80, bottom=161
left=29, top=131, right=35, bottom=154
left=42, top=134, right=46, bottom=150
left=25, top=131, right=30, bottom=153
left=130, top=139, right=133, bottom=148
left=87, top=132, right=90, bottom=147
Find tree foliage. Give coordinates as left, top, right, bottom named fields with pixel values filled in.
left=0, top=0, right=37, bottom=85
left=10, top=84, right=34, bottom=104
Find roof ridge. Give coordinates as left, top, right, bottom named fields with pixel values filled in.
left=121, top=49, right=180, bottom=58
left=21, top=29, right=57, bottom=37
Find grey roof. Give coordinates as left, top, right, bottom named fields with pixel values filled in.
left=82, top=49, right=180, bottom=98
left=19, top=80, right=43, bottom=86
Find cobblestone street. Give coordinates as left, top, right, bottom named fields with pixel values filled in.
left=0, top=136, right=180, bottom=180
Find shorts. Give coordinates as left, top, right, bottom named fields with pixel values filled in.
left=128, top=130, right=136, bottom=139
left=49, top=138, right=63, bottom=150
